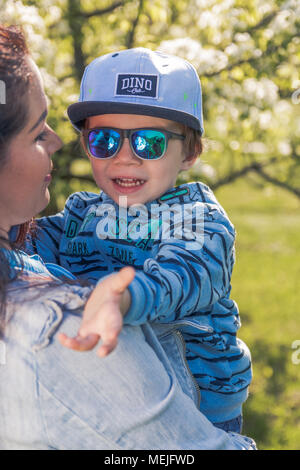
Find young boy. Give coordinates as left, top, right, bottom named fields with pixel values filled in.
left=28, top=48, right=252, bottom=433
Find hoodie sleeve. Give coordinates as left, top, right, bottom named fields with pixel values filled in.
left=25, top=192, right=92, bottom=265
left=25, top=210, right=65, bottom=264
left=124, top=202, right=236, bottom=325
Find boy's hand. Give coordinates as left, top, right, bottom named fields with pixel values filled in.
left=58, top=267, right=135, bottom=357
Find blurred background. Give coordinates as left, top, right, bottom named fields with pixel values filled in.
left=1, top=0, right=299, bottom=449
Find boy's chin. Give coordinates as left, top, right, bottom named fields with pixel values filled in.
left=113, top=195, right=148, bottom=207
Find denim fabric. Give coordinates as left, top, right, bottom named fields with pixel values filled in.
left=0, top=280, right=256, bottom=450
left=213, top=415, right=243, bottom=434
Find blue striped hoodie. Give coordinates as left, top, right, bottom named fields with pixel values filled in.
left=26, top=182, right=252, bottom=424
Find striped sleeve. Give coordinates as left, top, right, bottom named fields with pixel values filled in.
left=125, top=203, right=235, bottom=325
left=26, top=210, right=65, bottom=264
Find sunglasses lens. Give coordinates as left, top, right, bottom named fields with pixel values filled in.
left=88, top=129, right=120, bottom=158
left=132, top=130, right=166, bottom=160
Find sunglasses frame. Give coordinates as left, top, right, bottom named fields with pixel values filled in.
left=82, top=127, right=185, bottom=161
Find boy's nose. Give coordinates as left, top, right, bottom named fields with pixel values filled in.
left=113, top=138, right=141, bottom=164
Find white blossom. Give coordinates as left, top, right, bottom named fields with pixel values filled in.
left=0, top=0, right=54, bottom=64
left=48, top=5, right=62, bottom=23
left=230, top=140, right=240, bottom=150
left=243, top=78, right=279, bottom=106
left=234, top=32, right=251, bottom=43
left=192, top=160, right=217, bottom=180
left=258, top=111, right=273, bottom=129
left=257, top=0, right=274, bottom=16
left=195, top=0, right=216, bottom=10
left=225, top=43, right=240, bottom=57
left=243, top=142, right=268, bottom=154
left=199, top=163, right=217, bottom=180
left=215, top=116, right=228, bottom=135
left=270, top=10, right=294, bottom=32
left=2, top=0, right=45, bottom=30
left=274, top=100, right=293, bottom=115
left=159, top=38, right=228, bottom=74
left=197, top=10, right=221, bottom=29
left=277, top=141, right=292, bottom=156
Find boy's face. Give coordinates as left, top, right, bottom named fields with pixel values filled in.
left=84, top=114, right=197, bottom=206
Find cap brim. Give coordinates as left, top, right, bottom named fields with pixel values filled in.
left=67, top=101, right=203, bottom=134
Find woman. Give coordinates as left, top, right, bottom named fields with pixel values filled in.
left=0, top=25, right=256, bottom=450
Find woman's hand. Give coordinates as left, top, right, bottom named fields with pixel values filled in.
left=58, top=266, right=135, bottom=357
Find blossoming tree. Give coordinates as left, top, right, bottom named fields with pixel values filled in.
left=1, top=0, right=299, bottom=212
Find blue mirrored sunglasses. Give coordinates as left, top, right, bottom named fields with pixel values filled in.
left=82, top=127, right=185, bottom=161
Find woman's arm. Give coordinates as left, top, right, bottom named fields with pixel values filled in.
left=40, top=309, right=256, bottom=450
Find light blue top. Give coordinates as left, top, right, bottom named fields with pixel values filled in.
left=7, top=249, right=76, bottom=281
left=0, top=248, right=256, bottom=449
left=25, top=181, right=252, bottom=424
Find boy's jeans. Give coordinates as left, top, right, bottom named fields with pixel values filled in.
left=0, top=283, right=256, bottom=450
left=214, top=415, right=243, bottom=433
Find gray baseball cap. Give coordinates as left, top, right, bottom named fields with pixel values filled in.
left=67, top=47, right=204, bottom=134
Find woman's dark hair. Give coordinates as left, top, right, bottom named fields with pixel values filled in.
left=0, top=25, right=34, bottom=333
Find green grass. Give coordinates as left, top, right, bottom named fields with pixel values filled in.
left=215, top=178, right=300, bottom=450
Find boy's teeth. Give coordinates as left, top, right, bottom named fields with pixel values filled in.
left=114, top=178, right=145, bottom=187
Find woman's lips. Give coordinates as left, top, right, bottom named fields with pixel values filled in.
left=44, top=174, right=52, bottom=183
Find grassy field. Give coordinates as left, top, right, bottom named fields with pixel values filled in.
left=215, top=177, right=300, bottom=450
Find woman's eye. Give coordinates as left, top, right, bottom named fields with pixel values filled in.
left=35, top=130, right=48, bottom=142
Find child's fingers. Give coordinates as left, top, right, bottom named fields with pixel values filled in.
left=58, top=332, right=100, bottom=351
left=97, top=337, right=118, bottom=357
left=79, top=309, right=123, bottom=338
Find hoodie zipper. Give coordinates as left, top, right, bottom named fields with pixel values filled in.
left=173, top=329, right=201, bottom=409
left=156, top=320, right=213, bottom=409
left=172, top=319, right=213, bottom=333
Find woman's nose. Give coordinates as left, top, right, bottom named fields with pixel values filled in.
left=48, top=127, right=63, bottom=155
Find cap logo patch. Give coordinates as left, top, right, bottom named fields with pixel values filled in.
left=115, top=73, right=159, bottom=99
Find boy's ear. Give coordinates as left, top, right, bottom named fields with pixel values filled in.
left=180, top=139, right=202, bottom=171
left=180, top=151, right=199, bottom=171
left=181, top=154, right=198, bottom=171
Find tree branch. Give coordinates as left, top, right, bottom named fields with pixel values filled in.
left=202, top=7, right=299, bottom=79
left=81, top=1, right=125, bottom=18
left=211, top=162, right=262, bottom=190
left=126, top=0, right=145, bottom=49
left=202, top=35, right=293, bottom=78
left=253, top=167, right=300, bottom=199
left=210, top=157, right=284, bottom=191
left=67, top=0, right=86, bottom=82
left=237, top=10, right=279, bottom=34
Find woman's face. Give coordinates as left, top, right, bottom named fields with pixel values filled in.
left=0, top=58, right=62, bottom=234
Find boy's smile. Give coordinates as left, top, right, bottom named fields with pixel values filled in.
left=84, top=114, right=196, bottom=206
